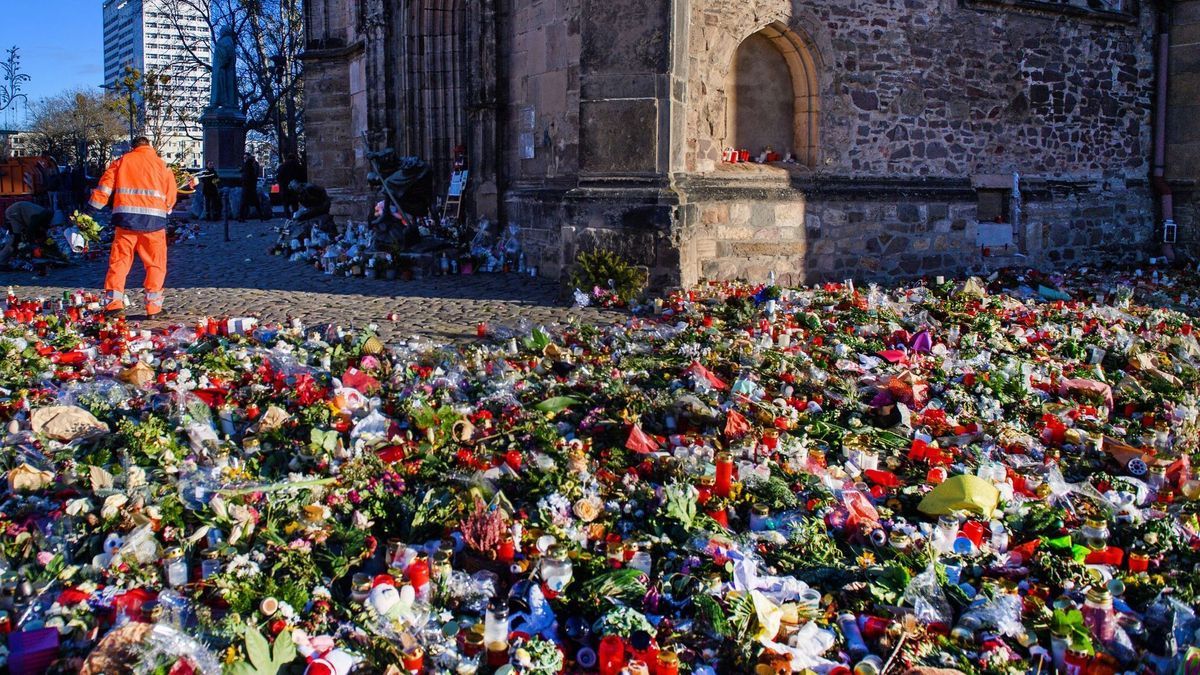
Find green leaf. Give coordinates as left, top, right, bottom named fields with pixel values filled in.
left=535, top=396, right=580, bottom=413
left=523, top=328, right=552, bottom=352
left=694, top=593, right=730, bottom=637
left=271, top=630, right=297, bottom=668
left=664, top=483, right=698, bottom=531
left=228, top=662, right=257, bottom=675
left=244, top=625, right=272, bottom=673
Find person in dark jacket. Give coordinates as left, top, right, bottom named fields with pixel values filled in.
left=0, top=202, right=53, bottom=263
left=237, top=153, right=266, bottom=222
left=198, top=162, right=221, bottom=221
left=276, top=154, right=305, bottom=216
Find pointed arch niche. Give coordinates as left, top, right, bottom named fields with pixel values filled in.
left=725, top=23, right=819, bottom=167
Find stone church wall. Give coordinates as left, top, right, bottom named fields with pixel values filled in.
left=1168, top=1, right=1200, bottom=258
left=671, top=0, right=1158, bottom=286
left=304, top=0, right=1165, bottom=288
left=505, top=0, right=584, bottom=279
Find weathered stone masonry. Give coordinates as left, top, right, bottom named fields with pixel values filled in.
left=303, top=0, right=1165, bottom=288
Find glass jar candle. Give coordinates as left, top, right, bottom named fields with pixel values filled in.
left=627, top=548, right=653, bottom=576
left=858, top=450, right=879, bottom=472
left=433, top=549, right=454, bottom=587
left=990, top=520, right=1009, bottom=553
left=460, top=625, right=484, bottom=657
left=749, top=503, right=771, bottom=531
left=350, top=573, right=372, bottom=604
left=406, top=553, right=431, bottom=590
left=200, top=550, right=221, bottom=579
left=386, top=539, right=407, bottom=568
left=1082, top=587, right=1116, bottom=644
left=484, top=600, right=510, bottom=650
left=1079, top=518, right=1110, bottom=549
left=1148, top=466, right=1167, bottom=492
left=935, top=515, right=960, bottom=552
left=540, top=545, right=574, bottom=594
left=854, top=655, right=883, bottom=675
left=162, top=548, right=188, bottom=588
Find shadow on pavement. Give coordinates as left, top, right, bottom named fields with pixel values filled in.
left=0, top=220, right=569, bottom=308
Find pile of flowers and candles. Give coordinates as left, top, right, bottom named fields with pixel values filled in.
left=1, top=265, right=1200, bottom=673
left=273, top=218, right=530, bottom=282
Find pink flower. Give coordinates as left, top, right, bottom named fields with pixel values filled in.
left=36, top=551, right=54, bottom=566
left=360, top=355, right=380, bottom=371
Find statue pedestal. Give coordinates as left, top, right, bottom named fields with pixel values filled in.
left=201, top=106, right=247, bottom=182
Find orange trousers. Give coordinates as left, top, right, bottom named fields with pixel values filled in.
left=104, top=228, right=167, bottom=311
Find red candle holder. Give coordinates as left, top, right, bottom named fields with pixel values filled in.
left=761, top=430, right=779, bottom=451
left=714, top=452, right=733, bottom=498
left=402, top=646, right=424, bottom=673
left=406, top=555, right=430, bottom=588
left=598, top=635, right=627, bottom=675
left=706, top=507, right=730, bottom=529
left=496, top=537, right=515, bottom=563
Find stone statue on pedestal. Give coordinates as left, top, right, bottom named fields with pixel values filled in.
left=202, top=23, right=247, bottom=181
left=210, top=25, right=238, bottom=111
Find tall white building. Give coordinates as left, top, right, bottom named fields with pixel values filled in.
left=102, top=0, right=211, bottom=167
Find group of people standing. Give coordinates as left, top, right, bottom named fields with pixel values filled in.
left=196, top=152, right=307, bottom=222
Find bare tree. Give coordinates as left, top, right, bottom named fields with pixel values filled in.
left=110, top=65, right=198, bottom=153
left=159, top=0, right=304, bottom=159
left=27, top=89, right=126, bottom=172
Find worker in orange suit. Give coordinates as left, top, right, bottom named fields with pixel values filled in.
left=87, top=137, right=177, bottom=318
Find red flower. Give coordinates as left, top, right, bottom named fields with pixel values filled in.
left=504, top=450, right=522, bottom=471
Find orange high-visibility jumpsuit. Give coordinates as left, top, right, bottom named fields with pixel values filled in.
left=88, top=144, right=177, bottom=315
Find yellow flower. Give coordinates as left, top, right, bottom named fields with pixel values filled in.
left=303, top=504, right=332, bottom=523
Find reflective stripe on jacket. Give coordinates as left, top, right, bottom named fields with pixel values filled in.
left=88, top=146, right=177, bottom=232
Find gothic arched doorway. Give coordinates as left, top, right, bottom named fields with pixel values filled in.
left=725, top=23, right=819, bottom=166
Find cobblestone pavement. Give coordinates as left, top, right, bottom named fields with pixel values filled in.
left=0, top=219, right=621, bottom=344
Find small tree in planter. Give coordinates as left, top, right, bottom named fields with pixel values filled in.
left=570, top=248, right=648, bottom=308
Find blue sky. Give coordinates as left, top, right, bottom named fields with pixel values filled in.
left=0, top=0, right=103, bottom=126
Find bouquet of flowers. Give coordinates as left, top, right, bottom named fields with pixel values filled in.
left=70, top=210, right=103, bottom=242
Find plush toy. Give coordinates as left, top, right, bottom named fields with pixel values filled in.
left=293, top=629, right=361, bottom=675
left=367, top=580, right=417, bottom=627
